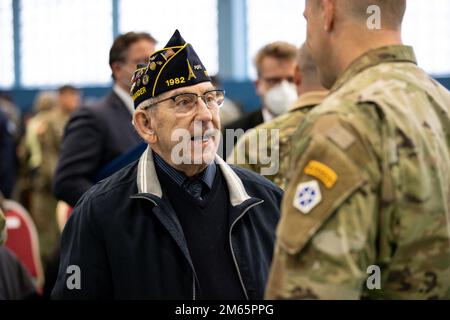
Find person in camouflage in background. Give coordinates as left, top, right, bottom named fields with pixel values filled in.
left=32, top=85, right=80, bottom=265
left=266, top=0, right=450, bottom=299
left=228, top=44, right=328, bottom=189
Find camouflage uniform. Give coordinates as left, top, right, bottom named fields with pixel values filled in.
left=31, top=108, right=70, bottom=263
left=228, top=91, right=328, bottom=189
left=265, top=46, right=450, bottom=300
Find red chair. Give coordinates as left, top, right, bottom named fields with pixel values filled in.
left=4, top=199, right=44, bottom=291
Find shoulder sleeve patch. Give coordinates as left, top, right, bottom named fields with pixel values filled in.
left=277, top=134, right=367, bottom=255
left=304, top=160, right=338, bottom=189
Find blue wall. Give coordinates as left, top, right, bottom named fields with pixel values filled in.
left=6, top=76, right=450, bottom=115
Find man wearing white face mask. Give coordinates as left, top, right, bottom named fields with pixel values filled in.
left=228, top=44, right=328, bottom=189
left=223, top=42, right=298, bottom=156
left=232, top=42, right=298, bottom=126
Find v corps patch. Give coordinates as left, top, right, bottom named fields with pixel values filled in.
left=293, top=180, right=322, bottom=214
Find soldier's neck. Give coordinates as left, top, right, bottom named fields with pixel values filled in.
left=335, top=30, right=403, bottom=80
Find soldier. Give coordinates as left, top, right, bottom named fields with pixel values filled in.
left=32, top=85, right=80, bottom=265
left=228, top=44, right=328, bottom=189
left=266, top=0, right=450, bottom=299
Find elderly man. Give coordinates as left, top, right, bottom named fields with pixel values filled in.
left=266, top=0, right=450, bottom=299
left=52, top=30, right=282, bottom=300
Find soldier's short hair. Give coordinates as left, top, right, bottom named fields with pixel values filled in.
left=254, top=42, right=298, bottom=77
left=340, top=0, right=406, bottom=29
left=109, top=32, right=157, bottom=79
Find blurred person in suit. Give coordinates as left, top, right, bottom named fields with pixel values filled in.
left=53, top=32, right=157, bottom=207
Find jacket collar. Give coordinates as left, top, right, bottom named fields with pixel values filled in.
left=113, top=84, right=135, bottom=115
left=288, top=90, right=329, bottom=112
left=331, top=45, right=417, bottom=93
left=136, top=146, right=252, bottom=206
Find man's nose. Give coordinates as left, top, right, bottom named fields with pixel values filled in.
left=194, top=97, right=213, bottom=122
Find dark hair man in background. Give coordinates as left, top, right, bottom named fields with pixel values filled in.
left=53, top=32, right=156, bottom=207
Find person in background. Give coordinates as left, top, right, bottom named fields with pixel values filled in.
left=53, top=32, right=157, bottom=207
left=210, top=75, right=243, bottom=127
left=52, top=30, right=282, bottom=300
left=31, top=85, right=80, bottom=266
left=0, top=246, right=39, bottom=300
left=0, top=196, right=39, bottom=300
left=0, top=109, right=16, bottom=199
left=266, top=0, right=450, bottom=299
left=222, top=41, right=298, bottom=157
left=0, top=92, right=21, bottom=143
left=228, top=44, right=328, bottom=189
left=16, top=91, right=58, bottom=211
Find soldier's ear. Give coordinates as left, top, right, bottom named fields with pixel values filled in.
left=322, top=0, right=336, bottom=32
left=133, top=109, right=157, bottom=144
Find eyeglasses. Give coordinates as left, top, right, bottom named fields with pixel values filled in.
left=143, top=89, right=225, bottom=113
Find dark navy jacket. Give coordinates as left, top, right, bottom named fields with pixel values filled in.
left=53, top=91, right=142, bottom=207
left=52, top=147, right=282, bottom=300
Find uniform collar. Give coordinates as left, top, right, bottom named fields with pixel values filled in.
left=136, top=146, right=252, bottom=206
left=331, top=45, right=417, bottom=92
left=288, top=90, right=329, bottom=112
left=113, top=84, right=135, bottom=115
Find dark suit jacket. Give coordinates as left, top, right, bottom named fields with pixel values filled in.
left=221, top=109, right=264, bottom=158
left=53, top=91, right=142, bottom=207
left=224, top=109, right=264, bottom=133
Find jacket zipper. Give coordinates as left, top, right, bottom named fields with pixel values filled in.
left=130, top=195, right=197, bottom=300
left=229, top=200, right=264, bottom=300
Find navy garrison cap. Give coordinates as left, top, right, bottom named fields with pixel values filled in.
left=130, top=29, right=211, bottom=108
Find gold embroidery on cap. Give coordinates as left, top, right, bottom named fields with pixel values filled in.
left=187, top=59, right=197, bottom=81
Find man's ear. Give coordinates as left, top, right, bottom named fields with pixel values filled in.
left=133, top=109, right=158, bottom=144
left=322, top=0, right=336, bottom=32
left=111, top=62, right=122, bottom=80
left=254, top=79, right=263, bottom=97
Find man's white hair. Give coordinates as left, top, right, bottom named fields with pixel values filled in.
left=135, top=96, right=160, bottom=111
